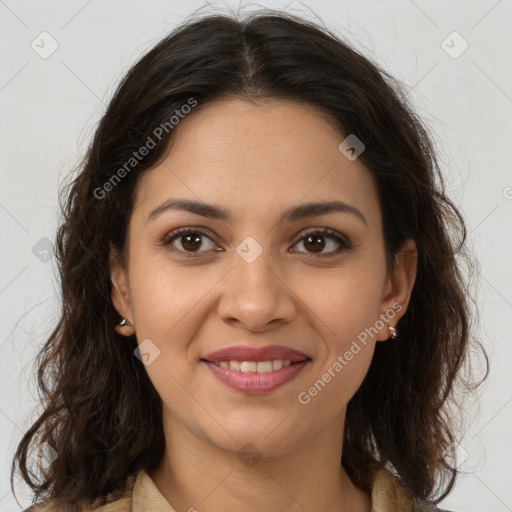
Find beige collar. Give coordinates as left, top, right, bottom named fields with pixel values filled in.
left=130, top=467, right=414, bottom=512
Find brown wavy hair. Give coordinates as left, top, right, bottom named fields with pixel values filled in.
left=12, top=10, right=488, bottom=511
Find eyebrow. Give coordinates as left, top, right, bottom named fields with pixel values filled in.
left=147, top=198, right=367, bottom=227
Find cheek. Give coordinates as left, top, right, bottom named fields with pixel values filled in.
left=298, top=291, right=378, bottom=415
left=127, top=257, right=225, bottom=398
left=299, top=345, right=374, bottom=417
left=129, top=257, right=219, bottom=342
left=295, top=261, right=385, bottom=339
left=293, top=267, right=384, bottom=403
left=128, top=265, right=206, bottom=415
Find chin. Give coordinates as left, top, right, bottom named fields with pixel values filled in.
left=205, top=422, right=301, bottom=461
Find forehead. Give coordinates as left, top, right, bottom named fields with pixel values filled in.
left=133, top=98, right=381, bottom=231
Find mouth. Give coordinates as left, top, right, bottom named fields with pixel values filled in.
left=200, top=345, right=312, bottom=394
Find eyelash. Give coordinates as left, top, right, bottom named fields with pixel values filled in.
left=161, top=227, right=353, bottom=258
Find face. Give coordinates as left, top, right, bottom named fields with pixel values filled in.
left=111, top=98, right=417, bottom=458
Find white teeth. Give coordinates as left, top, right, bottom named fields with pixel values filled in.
left=240, top=361, right=257, bottom=373
left=214, top=360, right=293, bottom=372
left=229, top=361, right=241, bottom=371
left=272, top=360, right=283, bottom=370
left=256, top=361, right=273, bottom=373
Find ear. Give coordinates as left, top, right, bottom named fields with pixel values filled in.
left=110, top=247, right=135, bottom=336
left=376, top=238, right=418, bottom=342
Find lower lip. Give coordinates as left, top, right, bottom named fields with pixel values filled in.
left=203, top=360, right=310, bottom=394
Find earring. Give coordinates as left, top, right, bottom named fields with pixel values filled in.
left=115, top=317, right=135, bottom=336
left=388, top=326, right=398, bottom=339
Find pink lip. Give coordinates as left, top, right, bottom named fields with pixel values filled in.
left=203, top=360, right=310, bottom=394
left=202, top=344, right=310, bottom=363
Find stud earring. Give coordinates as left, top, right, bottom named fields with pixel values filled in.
left=115, top=317, right=135, bottom=336
left=388, top=326, right=398, bottom=339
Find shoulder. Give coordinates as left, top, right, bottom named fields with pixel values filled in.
left=22, top=495, right=132, bottom=512
left=22, top=497, right=131, bottom=512
left=21, top=472, right=139, bottom=512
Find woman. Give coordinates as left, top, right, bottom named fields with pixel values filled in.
left=12, top=10, right=486, bottom=512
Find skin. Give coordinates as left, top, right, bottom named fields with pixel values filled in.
left=111, top=98, right=417, bottom=512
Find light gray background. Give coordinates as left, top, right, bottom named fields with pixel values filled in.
left=1, top=1, right=511, bottom=510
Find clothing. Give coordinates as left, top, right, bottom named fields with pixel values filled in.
left=24, top=467, right=451, bottom=511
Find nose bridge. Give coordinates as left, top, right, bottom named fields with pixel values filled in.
left=233, top=237, right=282, bottom=302
left=218, top=236, right=295, bottom=329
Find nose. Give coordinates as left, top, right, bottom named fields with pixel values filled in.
left=217, top=249, right=297, bottom=332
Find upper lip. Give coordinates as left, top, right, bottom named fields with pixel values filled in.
left=202, top=345, right=311, bottom=363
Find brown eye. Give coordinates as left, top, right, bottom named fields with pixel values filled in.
left=163, top=229, right=217, bottom=254
left=179, top=232, right=203, bottom=252
left=302, top=234, right=326, bottom=253
left=291, top=229, right=352, bottom=257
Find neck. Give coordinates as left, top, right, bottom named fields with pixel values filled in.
left=149, top=413, right=371, bottom=512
